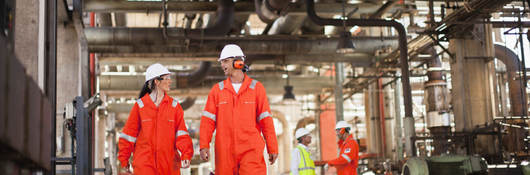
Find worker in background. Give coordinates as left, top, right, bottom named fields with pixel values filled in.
left=327, top=121, right=359, bottom=175
left=118, top=63, right=194, bottom=175
left=199, top=44, right=279, bottom=174
left=291, top=128, right=316, bottom=175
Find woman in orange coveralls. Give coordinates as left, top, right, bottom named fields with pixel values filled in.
left=118, top=63, right=194, bottom=175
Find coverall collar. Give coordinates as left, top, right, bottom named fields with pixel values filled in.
left=225, top=74, right=252, bottom=94
left=143, top=92, right=170, bottom=108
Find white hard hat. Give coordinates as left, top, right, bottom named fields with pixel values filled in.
left=145, top=63, right=171, bottom=82
left=218, top=44, right=245, bottom=61
left=295, top=128, right=311, bottom=139
left=335, top=121, right=351, bottom=130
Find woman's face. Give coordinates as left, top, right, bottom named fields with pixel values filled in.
left=155, top=74, right=172, bottom=92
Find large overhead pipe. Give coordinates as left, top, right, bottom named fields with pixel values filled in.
left=85, top=32, right=399, bottom=54
left=184, top=0, right=234, bottom=36
left=175, top=61, right=212, bottom=88
left=254, top=0, right=290, bottom=23
left=494, top=44, right=527, bottom=119
left=306, top=0, right=415, bottom=156
left=495, top=44, right=528, bottom=153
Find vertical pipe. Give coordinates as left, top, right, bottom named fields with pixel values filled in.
left=46, top=0, right=57, bottom=173
left=378, top=78, right=387, bottom=158
left=428, top=0, right=435, bottom=26
left=89, top=12, right=96, bottom=174
left=90, top=13, right=95, bottom=96
left=335, top=62, right=345, bottom=121
left=393, top=76, right=403, bottom=161
left=517, top=13, right=527, bottom=116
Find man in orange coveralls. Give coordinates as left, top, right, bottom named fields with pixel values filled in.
left=199, top=44, right=279, bottom=174
left=118, top=63, right=194, bottom=175
left=326, top=121, right=359, bottom=175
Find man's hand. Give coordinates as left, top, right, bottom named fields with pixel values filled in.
left=314, top=160, right=327, bottom=166
left=181, top=160, right=190, bottom=168
left=200, top=148, right=210, bottom=161
left=268, top=153, right=278, bottom=165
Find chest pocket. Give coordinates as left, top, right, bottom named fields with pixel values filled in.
left=240, top=92, right=257, bottom=124
left=138, top=107, right=156, bottom=138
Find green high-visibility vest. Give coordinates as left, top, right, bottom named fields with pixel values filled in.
left=290, top=145, right=315, bottom=175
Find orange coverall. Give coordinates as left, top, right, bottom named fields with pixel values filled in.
left=200, top=75, right=278, bottom=175
left=328, top=134, right=359, bottom=175
left=118, top=94, right=193, bottom=175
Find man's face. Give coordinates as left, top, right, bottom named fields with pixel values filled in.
left=220, top=58, right=234, bottom=76
left=302, top=135, right=312, bottom=145
left=336, top=129, right=344, bottom=140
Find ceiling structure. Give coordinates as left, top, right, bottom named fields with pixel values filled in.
left=82, top=0, right=526, bottom=116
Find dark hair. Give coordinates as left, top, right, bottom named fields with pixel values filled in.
left=138, top=78, right=159, bottom=99
left=138, top=74, right=168, bottom=99
left=297, top=137, right=303, bottom=143
left=344, top=128, right=350, bottom=133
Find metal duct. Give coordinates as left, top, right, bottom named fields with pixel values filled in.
left=85, top=30, right=399, bottom=54
left=369, top=0, right=398, bottom=19
left=254, top=0, right=278, bottom=23
left=186, top=0, right=234, bottom=36
left=268, top=14, right=306, bottom=35
left=179, top=97, right=196, bottom=110
left=176, top=61, right=211, bottom=88
left=495, top=44, right=528, bottom=154
left=306, top=0, right=416, bottom=156
left=495, top=44, right=527, bottom=117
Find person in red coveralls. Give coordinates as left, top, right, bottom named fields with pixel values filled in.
left=118, top=63, right=194, bottom=175
left=327, top=121, right=359, bottom=175
left=199, top=44, right=279, bottom=175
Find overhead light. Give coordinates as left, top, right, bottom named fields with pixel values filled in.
left=336, top=31, right=355, bottom=54
left=283, top=85, right=295, bottom=101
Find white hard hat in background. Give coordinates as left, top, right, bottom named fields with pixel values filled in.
left=295, top=128, right=311, bottom=139
left=145, top=63, right=171, bottom=82
left=219, top=44, right=245, bottom=61
left=335, top=121, right=351, bottom=130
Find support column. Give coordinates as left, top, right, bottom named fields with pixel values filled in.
left=393, top=76, right=404, bottom=161
left=364, top=82, right=382, bottom=156
left=449, top=24, right=496, bottom=155
left=335, top=62, right=345, bottom=121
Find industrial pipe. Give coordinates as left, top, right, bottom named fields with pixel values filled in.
left=179, top=97, right=197, bottom=110
left=85, top=30, right=399, bottom=54
left=185, top=0, right=234, bottom=36
left=175, top=62, right=212, bottom=88
left=254, top=0, right=289, bottom=23
left=495, top=44, right=528, bottom=153
left=494, top=44, right=527, bottom=117
left=369, top=0, right=398, bottom=19
left=306, top=0, right=415, bottom=156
